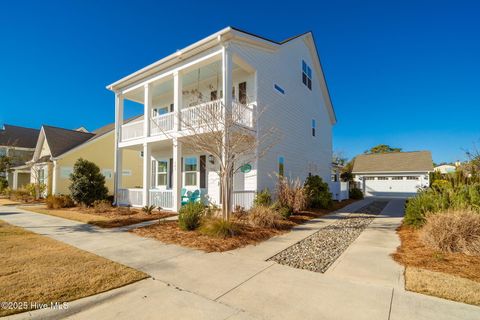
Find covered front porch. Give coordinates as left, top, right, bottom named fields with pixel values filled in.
left=116, top=139, right=257, bottom=211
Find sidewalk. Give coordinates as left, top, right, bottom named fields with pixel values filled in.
left=1, top=200, right=479, bottom=320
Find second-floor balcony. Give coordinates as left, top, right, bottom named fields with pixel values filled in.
left=120, top=99, right=254, bottom=143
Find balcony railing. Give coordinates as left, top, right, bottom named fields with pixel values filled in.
left=151, top=113, right=174, bottom=136
left=120, top=100, right=254, bottom=143
left=121, top=120, right=144, bottom=141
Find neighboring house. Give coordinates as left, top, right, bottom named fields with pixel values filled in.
left=107, top=26, right=336, bottom=211
left=434, top=164, right=456, bottom=174
left=22, top=122, right=142, bottom=195
left=352, top=151, right=433, bottom=198
left=0, top=124, right=40, bottom=189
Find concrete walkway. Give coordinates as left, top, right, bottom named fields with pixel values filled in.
left=1, top=199, right=479, bottom=320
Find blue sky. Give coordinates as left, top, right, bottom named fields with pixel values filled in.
left=0, top=1, right=479, bottom=164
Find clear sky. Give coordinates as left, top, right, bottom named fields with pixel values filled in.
left=0, top=0, right=479, bottom=164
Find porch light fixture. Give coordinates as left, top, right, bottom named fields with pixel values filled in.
left=208, top=155, right=215, bottom=164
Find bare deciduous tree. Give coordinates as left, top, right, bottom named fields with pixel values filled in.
left=154, top=98, right=280, bottom=220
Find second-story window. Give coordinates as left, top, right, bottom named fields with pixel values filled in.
left=302, top=60, right=312, bottom=90
left=312, top=119, right=316, bottom=137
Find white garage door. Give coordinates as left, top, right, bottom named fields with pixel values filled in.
left=364, top=176, right=420, bottom=197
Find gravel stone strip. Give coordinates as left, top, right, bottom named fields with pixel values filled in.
left=268, top=201, right=389, bottom=273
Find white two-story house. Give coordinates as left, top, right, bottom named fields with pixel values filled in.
left=107, top=27, right=336, bottom=212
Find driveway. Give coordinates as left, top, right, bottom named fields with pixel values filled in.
left=1, top=199, right=479, bottom=320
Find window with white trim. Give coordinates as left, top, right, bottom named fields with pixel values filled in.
left=312, top=119, right=316, bottom=136
left=157, top=160, right=168, bottom=186
left=184, top=157, right=197, bottom=186
left=302, top=60, right=312, bottom=90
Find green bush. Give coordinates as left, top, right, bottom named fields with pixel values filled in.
left=277, top=205, right=293, bottom=219
left=304, top=175, right=332, bottom=209
left=46, top=194, right=74, bottom=209
left=25, top=183, right=46, bottom=199
left=404, top=182, right=480, bottom=227
left=254, top=189, right=272, bottom=207
left=349, top=187, right=364, bottom=200
left=69, top=158, right=108, bottom=206
left=0, top=177, right=8, bottom=193
left=142, top=205, right=156, bottom=215
left=199, top=218, right=240, bottom=238
left=178, top=202, right=205, bottom=231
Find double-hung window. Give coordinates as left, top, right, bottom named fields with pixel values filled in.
left=302, top=60, right=312, bottom=90
left=157, top=160, right=168, bottom=187
left=184, top=157, right=197, bottom=186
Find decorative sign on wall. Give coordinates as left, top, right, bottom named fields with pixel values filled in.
left=240, top=163, right=252, bottom=173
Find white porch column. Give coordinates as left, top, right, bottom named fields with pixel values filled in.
left=172, top=137, right=182, bottom=212
left=222, top=43, right=233, bottom=112
left=12, top=171, right=18, bottom=190
left=114, top=93, right=124, bottom=204
left=144, top=83, right=152, bottom=137
left=142, top=142, right=152, bottom=207
left=173, top=71, right=183, bottom=131
left=221, top=43, right=233, bottom=212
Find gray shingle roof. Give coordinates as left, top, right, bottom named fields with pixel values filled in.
left=0, top=124, right=40, bottom=148
left=42, top=126, right=95, bottom=157
left=352, top=151, right=433, bottom=173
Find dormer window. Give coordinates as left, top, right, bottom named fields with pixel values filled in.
left=302, top=60, right=312, bottom=90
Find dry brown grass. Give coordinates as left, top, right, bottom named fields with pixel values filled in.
left=393, top=224, right=480, bottom=305
left=19, top=205, right=176, bottom=228
left=393, top=225, right=480, bottom=282
left=131, top=199, right=357, bottom=252
left=248, top=206, right=283, bottom=228
left=0, top=220, right=147, bottom=317
left=0, top=198, right=20, bottom=206
left=421, top=210, right=480, bottom=256
left=405, top=267, right=480, bottom=306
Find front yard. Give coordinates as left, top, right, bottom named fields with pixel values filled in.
left=131, top=199, right=358, bottom=252
left=19, top=205, right=176, bottom=228
left=0, top=220, right=147, bottom=317
left=393, top=225, right=480, bottom=306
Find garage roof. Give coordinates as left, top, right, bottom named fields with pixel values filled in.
left=352, top=151, right=433, bottom=173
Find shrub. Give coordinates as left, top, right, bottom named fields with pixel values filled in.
left=349, top=187, right=364, bottom=200
left=93, top=199, right=112, bottom=213
left=142, top=205, right=156, bottom=215
left=0, top=177, right=8, bottom=193
left=276, top=177, right=307, bottom=213
left=304, top=175, right=333, bottom=209
left=9, top=189, right=32, bottom=202
left=254, top=189, right=272, bottom=207
left=178, top=202, right=205, bottom=231
left=116, top=205, right=131, bottom=215
left=199, top=218, right=240, bottom=238
left=46, top=194, right=74, bottom=209
left=277, top=205, right=293, bottom=219
left=421, top=210, right=480, bottom=256
left=69, top=158, right=108, bottom=206
left=248, top=205, right=282, bottom=228
left=24, top=183, right=46, bottom=199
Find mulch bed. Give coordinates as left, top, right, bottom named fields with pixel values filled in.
left=130, top=199, right=358, bottom=252
left=392, top=225, right=480, bottom=282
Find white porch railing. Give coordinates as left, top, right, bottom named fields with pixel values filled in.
left=232, top=101, right=253, bottom=128
left=232, top=190, right=256, bottom=210
left=149, top=189, right=173, bottom=210
left=121, top=120, right=144, bottom=141
left=151, top=113, right=174, bottom=135
left=117, top=188, right=143, bottom=207
left=181, top=100, right=222, bottom=128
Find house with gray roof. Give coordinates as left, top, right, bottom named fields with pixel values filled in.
left=352, top=151, right=433, bottom=197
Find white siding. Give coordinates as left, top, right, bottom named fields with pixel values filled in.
left=231, top=38, right=333, bottom=192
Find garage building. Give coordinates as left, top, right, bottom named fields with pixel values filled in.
left=352, top=151, right=433, bottom=198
